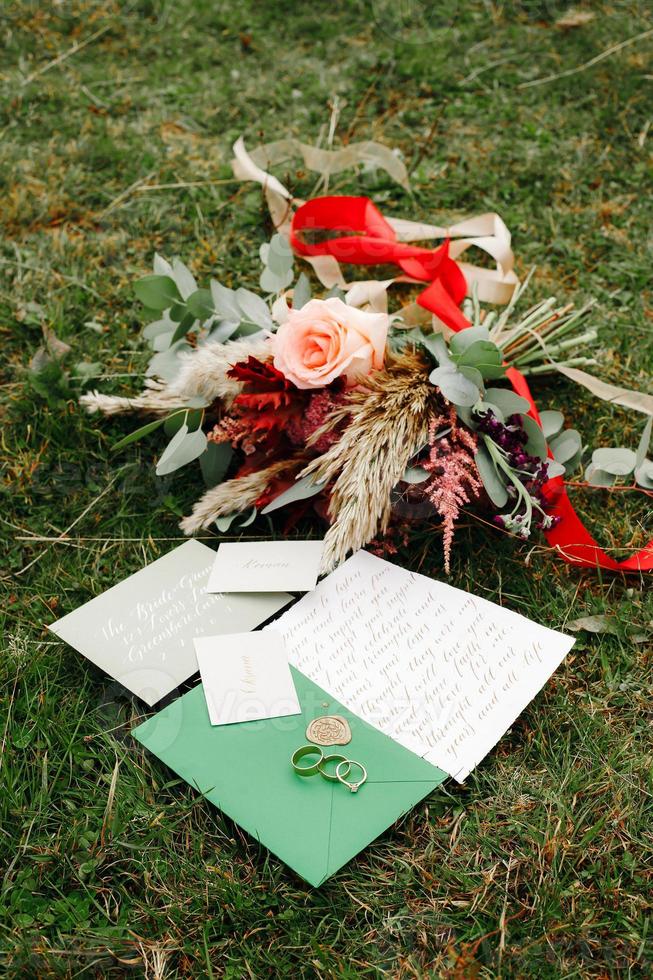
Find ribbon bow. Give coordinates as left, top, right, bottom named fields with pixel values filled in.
left=232, top=137, right=652, bottom=573
left=290, top=196, right=471, bottom=331
left=290, top=195, right=520, bottom=330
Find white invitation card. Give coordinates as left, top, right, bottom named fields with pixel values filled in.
left=206, top=540, right=324, bottom=593
left=194, top=631, right=301, bottom=726
left=48, top=540, right=292, bottom=706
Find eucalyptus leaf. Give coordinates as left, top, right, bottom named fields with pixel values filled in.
left=169, top=301, right=188, bottom=323
left=170, top=312, right=196, bottom=345
left=519, top=414, right=548, bottom=461
left=293, top=273, right=312, bottom=309
left=259, top=266, right=293, bottom=294
left=421, top=332, right=451, bottom=365
left=634, top=459, right=653, bottom=489
left=209, top=319, right=241, bottom=343
left=215, top=512, right=240, bottom=532
left=210, top=280, right=242, bottom=321
left=112, top=416, right=167, bottom=452
left=477, top=401, right=505, bottom=423
left=429, top=365, right=481, bottom=407
left=186, top=288, right=214, bottom=320
left=236, top=288, right=273, bottom=329
left=152, top=331, right=174, bottom=351
left=200, top=441, right=233, bottom=488
left=143, top=313, right=175, bottom=341
left=153, top=253, right=173, bottom=276
left=171, top=258, right=197, bottom=300
left=458, top=365, right=485, bottom=391
left=476, top=441, right=509, bottom=507
left=449, top=324, right=490, bottom=355
left=585, top=464, right=617, bottom=487
left=134, top=275, right=181, bottom=311
left=146, top=341, right=189, bottom=382
left=156, top=425, right=207, bottom=476
left=235, top=322, right=266, bottom=339
left=401, top=466, right=430, bottom=484
left=635, top=416, right=652, bottom=468
left=545, top=459, right=567, bottom=479
left=561, top=448, right=583, bottom=476
left=261, top=475, right=327, bottom=514
left=549, top=429, right=582, bottom=465
left=484, top=388, right=530, bottom=417
left=265, top=234, right=294, bottom=275
left=215, top=507, right=257, bottom=532
left=591, top=447, right=636, bottom=476
left=539, top=410, right=564, bottom=440
left=164, top=408, right=203, bottom=436
left=454, top=340, right=505, bottom=379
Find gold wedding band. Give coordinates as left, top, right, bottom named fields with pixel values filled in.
left=291, top=744, right=324, bottom=777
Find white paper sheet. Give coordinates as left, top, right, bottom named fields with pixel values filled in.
left=267, top=551, right=574, bottom=781
left=194, top=631, right=301, bottom=726
left=206, top=540, right=325, bottom=593
left=48, top=541, right=292, bottom=706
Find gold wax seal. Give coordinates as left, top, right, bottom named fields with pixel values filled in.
left=306, top=715, right=352, bottom=747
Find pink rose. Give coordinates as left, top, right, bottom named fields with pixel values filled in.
left=272, top=297, right=389, bottom=390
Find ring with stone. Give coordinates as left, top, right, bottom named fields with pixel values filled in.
left=336, top=758, right=367, bottom=793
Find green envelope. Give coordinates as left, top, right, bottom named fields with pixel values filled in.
left=132, top=668, right=447, bottom=887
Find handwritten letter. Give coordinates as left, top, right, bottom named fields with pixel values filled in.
left=268, top=551, right=573, bottom=781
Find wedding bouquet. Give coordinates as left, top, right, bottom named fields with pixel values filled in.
left=81, top=138, right=653, bottom=574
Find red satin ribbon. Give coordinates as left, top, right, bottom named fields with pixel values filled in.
left=292, top=194, right=653, bottom=572
left=290, top=196, right=470, bottom=331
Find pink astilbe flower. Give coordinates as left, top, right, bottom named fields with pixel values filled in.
left=286, top=387, right=347, bottom=453
left=423, top=412, right=481, bottom=574
left=208, top=416, right=258, bottom=454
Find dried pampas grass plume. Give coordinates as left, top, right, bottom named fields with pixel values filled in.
left=80, top=336, right=270, bottom=417
left=301, top=348, right=441, bottom=573
left=79, top=378, right=187, bottom=417
left=179, top=458, right=300, bottom=535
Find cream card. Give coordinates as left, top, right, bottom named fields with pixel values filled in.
left=48, top=540, right=292, bottom=706
left=194, top=631, right=301, bottom=725
left=267, top=550, right=574, bottom=782
left=206, top=540, right=324, bottom=593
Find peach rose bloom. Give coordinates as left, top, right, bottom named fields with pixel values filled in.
left=272, top=297, right=389, bottom=389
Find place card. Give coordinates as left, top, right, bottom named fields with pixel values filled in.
left=267, top=550, right=574, bottom=781
left=48, top=540, right=292, bottom=706
left=206, top=540, right=324, bottom=594
left=194, top=631, right=301, bottom=726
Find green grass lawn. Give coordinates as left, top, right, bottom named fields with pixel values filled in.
left=2, top=1, right=652, bottom=976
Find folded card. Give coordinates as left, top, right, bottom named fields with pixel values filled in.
left=48, top=540, right=292, bottom=706
left=267, top=550, right=575, bottom=782
left=206, top=540, right=324, bottom=594
left=194, top=631, right=301, bottom=725
left=132, top=669, right=447, bottom=887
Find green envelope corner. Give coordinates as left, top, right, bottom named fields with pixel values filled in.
left=132, top=668, right=447, bottom=887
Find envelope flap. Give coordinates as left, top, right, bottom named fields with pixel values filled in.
left=133, top=667, right=446, bottom=886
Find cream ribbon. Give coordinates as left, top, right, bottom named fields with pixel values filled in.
left=231, top=137, right=519, bottom=312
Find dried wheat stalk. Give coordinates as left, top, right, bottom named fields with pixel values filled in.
left=300, top=348, right=439, bottom=572
left=179, top=457, right=301, bottom=534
